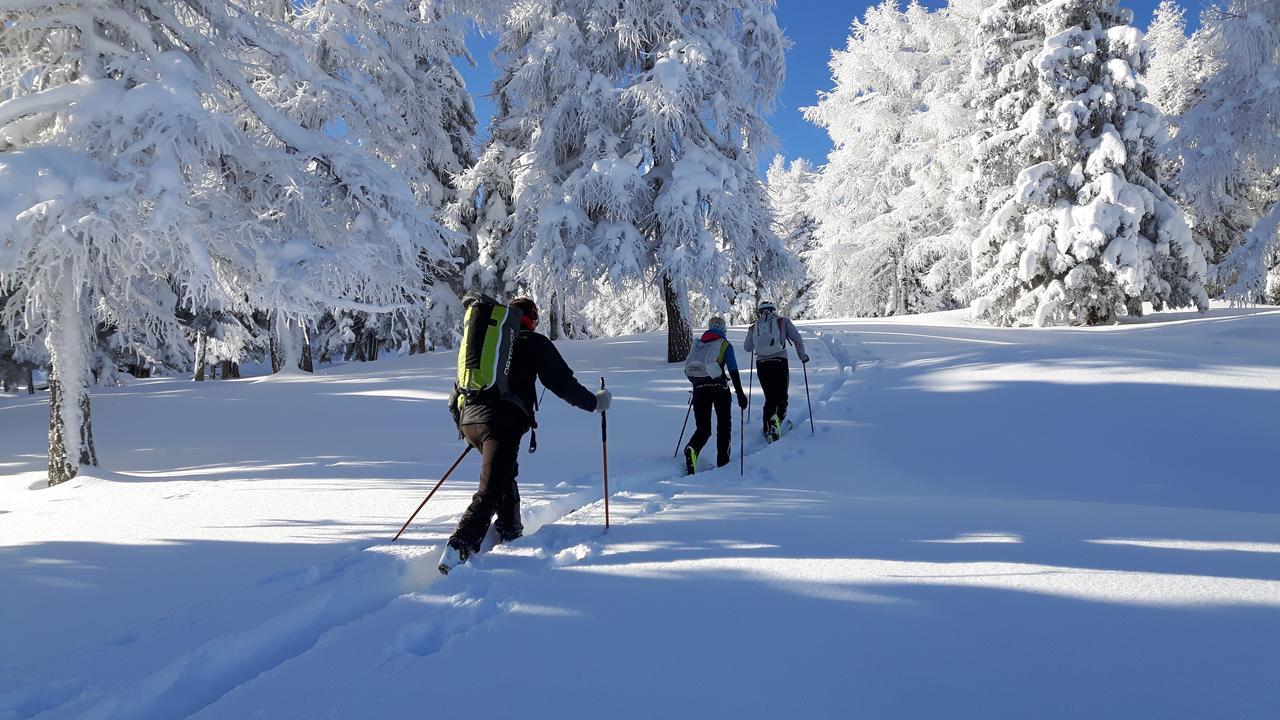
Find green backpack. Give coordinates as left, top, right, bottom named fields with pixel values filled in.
left=453, top=292, right=529, bottom=418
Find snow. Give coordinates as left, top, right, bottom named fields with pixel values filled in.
left=4, top=307, right=1280, bottom=718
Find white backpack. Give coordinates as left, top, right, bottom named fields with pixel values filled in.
left=684, top=339, right=727, bottom=380
left=752, top=318, right=785, bottom=354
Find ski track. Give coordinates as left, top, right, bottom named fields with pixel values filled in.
left=20, top=333, right=860, bottom=720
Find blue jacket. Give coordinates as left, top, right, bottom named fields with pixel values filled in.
left=699, top=329, right=739, bottom=373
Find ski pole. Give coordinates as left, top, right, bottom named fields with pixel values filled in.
left=802, top=359, right=815, bottom=435
left=747, top=350, right=755, bottom=422
left=600, top=377, right=610, bottom=529
left=739, top=406, right=745, bottom=476
left=392, top=445, right=472, bottom=541
left=673, top=392, right=692, bottom=457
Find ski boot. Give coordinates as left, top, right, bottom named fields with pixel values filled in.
left=683, top=446, right=698, bottom=475
left=765, top=415, right=782, bottom=443
left=438, top=539, right=471, bottom=575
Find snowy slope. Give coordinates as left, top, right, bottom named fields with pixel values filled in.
left=3, top=307, right=1279, bottom=719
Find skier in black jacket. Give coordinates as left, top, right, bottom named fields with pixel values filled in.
left=440, top=298, right=610, bottom=574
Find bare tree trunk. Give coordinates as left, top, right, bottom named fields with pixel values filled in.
left=662, top=273, right=692, bottom=363
left=79, top=390, right=97, bottom=467
left=47, top=276, right=97, bottom=487
left=193, top=331, right=209, bottom=381
left=219, top=359, right=236, bottom=379
left=548, top=294, right=560, bottom=340
left=47, top=377, right=95, bottom=486
left=26, top=367, right=35, bottom=394
left=269, top=334, right=283, bottom=373
left=299, top=325, right=314, bottom=373
left=48, top=378, right=75, bottom=485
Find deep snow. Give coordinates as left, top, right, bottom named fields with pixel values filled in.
left=2, top=307, right=1279, bottom=719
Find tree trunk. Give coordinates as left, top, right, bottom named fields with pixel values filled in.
left=47, top=369, right=97, bottom=485
left=662, top=273, right=692, bottom=363
left=79, top=389, right=97, bottom=468
left=412, top=319, right=428, bottom=355
left=48, top=378, right=76, bottom=485
left=26, top=367, right=35, bottom=394
left=219, top=360, right=238, bottom=379
left=269, top=333, right=284, bottom=374
left=47, top=276, right=97, bottom=486
left=193, top=331, right=209, bottom=381
left=299, top=325, right=314, bottom=373
left=548, top=294, right=560, bottom=340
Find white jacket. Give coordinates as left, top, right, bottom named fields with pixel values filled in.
left=744, top=316, right=805, bottom=361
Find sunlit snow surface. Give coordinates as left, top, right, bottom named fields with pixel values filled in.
left=2, top=305, right=1279, bottom=719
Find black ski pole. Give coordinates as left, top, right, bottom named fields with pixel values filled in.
left=600, top=377, right=610, bottom=529
left=739, top=406, right=745, bottom=476
left=673, top=392, right=692, bottom=457
left=393, top=445, right=472, bottom=541
left=802, top=359, right=815, bottom=435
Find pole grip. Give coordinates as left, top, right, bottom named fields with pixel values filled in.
left=600, top=377, right=607, bottom=439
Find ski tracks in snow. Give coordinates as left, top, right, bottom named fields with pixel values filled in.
left=15, top=333, right=863, bottom=720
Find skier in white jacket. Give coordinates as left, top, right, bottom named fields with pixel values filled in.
left=743, top=301, right=808, bottom=442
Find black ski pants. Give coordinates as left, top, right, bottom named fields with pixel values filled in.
left=757, top=356, right=789, bottom=433
left=687, top=383, right=732, bottom=467
left=451, top=419, right=525, bottom=552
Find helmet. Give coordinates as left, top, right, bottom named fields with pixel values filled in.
left=707, top=316, right=727, bottom=333
left=756, top=301, right=777, bottom=317
left=511, top=297, right=539, bottom=327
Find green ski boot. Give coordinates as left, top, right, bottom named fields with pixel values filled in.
left=683, top=446, right=698, bottom=475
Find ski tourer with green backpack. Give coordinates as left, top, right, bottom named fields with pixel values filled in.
left=439, top=294, right=610, bottom=575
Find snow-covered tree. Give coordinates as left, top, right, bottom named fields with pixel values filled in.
left=804, top=0, right=983, bottom=319
left=456, top=0, right=793, bottom=360
left=0, top=0, right=454, bottom=484
left=765, top=156, right=819, bottom=317
left=1143, top=0, right=1208, bottom=119
left=968, top=0, right=1208, bottom=326
left=297, top=0, right=477, bottom=352
left=1172, top=0, right=1280, bottom=299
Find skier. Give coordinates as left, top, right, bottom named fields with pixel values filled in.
left=744, top=301, right=808, bottom=442
left=682, top=316, right=748, bottom=474
left=439, top=297, right=610, bottom=574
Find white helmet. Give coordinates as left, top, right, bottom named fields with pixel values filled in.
left=756, top=301, right=777, bottom=317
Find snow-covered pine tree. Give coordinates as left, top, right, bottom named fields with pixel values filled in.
left=1172, top=0, right=1279, bottom=300
left=457, top=0, right=792, bottom=361
left=297, top=0, right=477, bottom=354
left=765, top=156, right=820, bottom=317
left=0, top=0, right=450, bottom=484
left=804, top=0, right=982, bottom=318
left=1143, top=0, right=1208, bottom=119
left=968, top=0, right=1208, bottom=326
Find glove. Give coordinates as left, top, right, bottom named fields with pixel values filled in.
left=594, top=388, right=612, bottom=413
left=800, top=353, right=810, bottom=364
left=737, top=392, right=748, bottom=410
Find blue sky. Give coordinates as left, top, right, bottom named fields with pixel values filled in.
left=458, top=0, right=1206, bottom=169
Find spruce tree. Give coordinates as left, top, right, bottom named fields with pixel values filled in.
left=969, top=0, right=1208, bottom=326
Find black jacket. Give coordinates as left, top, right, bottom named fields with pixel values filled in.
left=452, top=330, right=597, bottom=428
